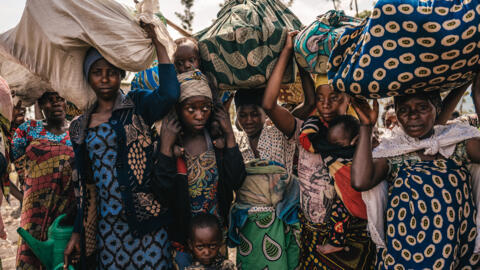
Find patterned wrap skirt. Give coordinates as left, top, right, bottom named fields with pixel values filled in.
left=16, top=139, right=75, bottom=269
left=298, top=212, right=375, bottom=270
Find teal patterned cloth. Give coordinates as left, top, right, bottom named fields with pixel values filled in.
left=294, top=10, right=362, bottom=74
left=327, top=0, right=480, bottom=99
left=195, top=0, right=302, bottom=90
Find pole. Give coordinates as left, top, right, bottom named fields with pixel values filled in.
left=165, top=18, right=193, bottom=37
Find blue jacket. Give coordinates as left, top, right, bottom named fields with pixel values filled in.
left=69, top=64, right=180, bottom=241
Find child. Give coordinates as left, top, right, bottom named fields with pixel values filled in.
left=173, top=37, right=200, bottom=74
left=186, top=213, right=236, bottom=270
left=316, top=115, right=366, bottom=254
left=301, top=114, right=368, bottom=255
left=157, top=69, right=245, bottom=269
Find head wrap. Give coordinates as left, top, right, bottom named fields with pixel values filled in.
left=234, top=89, right=265, bottom=109
left=83, top=48, right=126, bottom=79
left=314, top=74, right=329, bottom=90
left=177, top=70, right=212, bottom=103
left=394, top=91, right=442, bottom=116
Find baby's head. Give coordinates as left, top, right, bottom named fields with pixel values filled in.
left=327, top=115, right=360, bottom=147
left=174, top=37, right=200, bottom=74
left=188, top=213, right=223, bottom=266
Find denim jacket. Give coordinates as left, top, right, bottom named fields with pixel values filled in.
left=69, top=64, right=180, bottom=240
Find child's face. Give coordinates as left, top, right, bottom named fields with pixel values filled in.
left=327, top=124, right=351, bottom=147
left=179, top=96, right=213, bottom=132
left=189, top=227, right=221, bottom=265
left=315, top=85, right=344, bottom=123
left=174, top=41, right=200, bottom=74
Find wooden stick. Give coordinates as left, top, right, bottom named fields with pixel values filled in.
left=165, top=18, right=193, bottom=37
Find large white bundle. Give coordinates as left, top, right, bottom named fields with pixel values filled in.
left=0, top=0, right=175, bottom=110
left=0, top=46, right=53, bottom=107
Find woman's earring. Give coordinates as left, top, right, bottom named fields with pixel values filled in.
left=41, top=110, right=46, bottom=119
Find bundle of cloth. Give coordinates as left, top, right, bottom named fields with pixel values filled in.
left=195, top=0, right=302, bottom=90
left=0, top=47, right=53, bottom=107
left=294, top=10, right=362, bottom=74
left=327, top=0, right=480, bottom=99
left=0, top=0, right=175, bottom=110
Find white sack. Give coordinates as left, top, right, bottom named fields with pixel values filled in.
left=0, top=0, right=175, bottom=110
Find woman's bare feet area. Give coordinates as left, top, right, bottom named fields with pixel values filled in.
left=316, top=244, right=345, bottom=254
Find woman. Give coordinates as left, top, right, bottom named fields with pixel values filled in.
left=156, top=70, right=246, bottom=269
left=351, top=77, right=480, bottom=268
left=11, top=91, right=75, bottom=270
left=63, top=24, right=180, bottom=269
left=228, top=31, right=315, bottom=269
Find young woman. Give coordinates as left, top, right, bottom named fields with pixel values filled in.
left=227, top=31, right=316, bottom=269
left=351, top=76, right=480, bottom=269
left=11, top=91, right=75, bottom=270
left=156, top=69, right=246, bottom=269
left=63, top=24, right=180, bottom=269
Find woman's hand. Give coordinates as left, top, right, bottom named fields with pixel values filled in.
left=214, top=105, right=236, bottom=148
left=283, top=30, right=299, bottom=52
left=214, top=105, right=234, bottom=135
left=63, top=232, right=81, bottom=269
left=140, top=21, right=170, bottom=63
left=351, top=98, right=379, bottom=126
left=160, top=112, right=182, bottom=157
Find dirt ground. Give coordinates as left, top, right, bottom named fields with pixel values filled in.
left=0, top=197, right=20, bottom=270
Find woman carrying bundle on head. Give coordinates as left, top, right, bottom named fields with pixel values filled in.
left=63, top=23, right=180, bottom=269
left=351, top=74, right=480, bottom=269
left=228, top=29, right=317, bottom=269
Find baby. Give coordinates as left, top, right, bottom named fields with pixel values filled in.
left=317, top=115, right=364, bottom=255
left=186, top=213, right=236, bottom=270
left=172, top=37, right=225, bottom=157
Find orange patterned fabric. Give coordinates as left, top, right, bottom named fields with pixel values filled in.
left=16, top=139, right=75, bottom=269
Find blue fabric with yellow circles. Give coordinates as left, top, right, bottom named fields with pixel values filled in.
left=377, top=146, right=480, bottom=269
left=327, top=0, right=480, bottom=99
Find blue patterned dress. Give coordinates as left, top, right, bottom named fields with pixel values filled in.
left=377, top=143, right=480, bottom=269
left=86, top=123, right=171, bottom=270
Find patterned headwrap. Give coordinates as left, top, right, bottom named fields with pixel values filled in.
left=177, top=70, right=213, bottom=103
left=314, top=74, right=329, bottom=90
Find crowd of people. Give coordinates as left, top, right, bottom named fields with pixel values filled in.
left=0, top=18, right=480, bottom=270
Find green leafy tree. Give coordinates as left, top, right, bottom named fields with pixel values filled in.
left=175, top=0, right=195, bottom=32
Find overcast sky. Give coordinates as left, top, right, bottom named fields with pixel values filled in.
left=0, top=0, right=375, bottom=38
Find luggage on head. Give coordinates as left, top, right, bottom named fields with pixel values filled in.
left=195, top=0, right=303, bottom=90
left=327, top=0, right=480, bottom=99
left=294, top=10, right=362, bottom=74
left=0, top=0, right=175, bottom=110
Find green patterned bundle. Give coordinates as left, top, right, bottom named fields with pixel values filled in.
left=195, top=0, right=302, bottom=90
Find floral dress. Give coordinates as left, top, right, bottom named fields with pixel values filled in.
left=86, top=123, right=171, bottom=270
left=184, top=132, right=220, bottom=219
left=377, top=142, right=480, bottom=269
